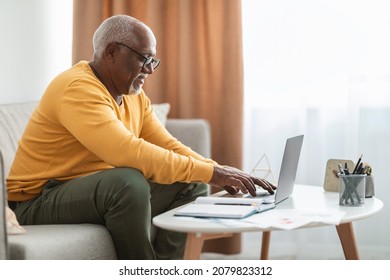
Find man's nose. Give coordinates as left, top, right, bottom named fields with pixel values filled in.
left=142, top=64, right=154, bottom=74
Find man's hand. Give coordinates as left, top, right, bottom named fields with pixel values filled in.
left=209, top=165, right=277, bottom=197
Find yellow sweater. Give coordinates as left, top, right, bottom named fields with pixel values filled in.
left=7, top=61, right=215, bottom=201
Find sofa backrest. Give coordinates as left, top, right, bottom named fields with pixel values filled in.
left=0, top=101, right=38, bottom=259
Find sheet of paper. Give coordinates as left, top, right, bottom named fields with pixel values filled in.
left=175, top=209, right=345, bottom=230
left=241, top=209, right=346, bottom=230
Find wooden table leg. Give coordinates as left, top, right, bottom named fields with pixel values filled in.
left=260, top=231, right=271, bottom=260
left=336, top=223, right=360, bottom=260
left=184, top=233, right=205, bottom=260
left=183, top=233, right=234, bottom=260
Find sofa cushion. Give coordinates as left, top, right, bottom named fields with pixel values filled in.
left=8, top=224, right=117, bottom=259
left=6, top=206, right=25, bottom=235
left=152, top=103, right=170, bottom=126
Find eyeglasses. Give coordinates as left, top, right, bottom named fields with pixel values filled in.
left=116, top=42, right=160, bottom=70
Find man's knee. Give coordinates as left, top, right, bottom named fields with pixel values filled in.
left=175, top=182, right=209, bottom=206
left=196, top=182, right=209, bottom=196
left=99, top=168, right=151, bottom=204
left=187, top=182, right=209, bottom=199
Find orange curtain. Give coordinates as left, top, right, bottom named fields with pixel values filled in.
left=73, top=0, right=244, bottom=255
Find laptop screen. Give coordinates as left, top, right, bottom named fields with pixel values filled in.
left=274, top=135, right=304, bottom=204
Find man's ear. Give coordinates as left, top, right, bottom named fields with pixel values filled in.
left=104, top=42, right=119, bottom=62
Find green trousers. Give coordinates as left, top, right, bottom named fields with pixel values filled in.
left=14, top=168, right=208, bottom=260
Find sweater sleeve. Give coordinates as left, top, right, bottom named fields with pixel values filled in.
left=140, top=100, right=218, bottom=166
left=57, top=80, right=214, bottom=184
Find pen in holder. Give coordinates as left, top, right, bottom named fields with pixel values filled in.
left=339, top=174, right=366, bottom=206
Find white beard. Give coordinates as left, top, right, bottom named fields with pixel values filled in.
left=128, top=84, right=142, bottom=95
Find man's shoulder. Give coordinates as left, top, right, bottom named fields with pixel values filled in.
left=42, top=61, right=109, bottom=107
left=59, top=61, right=93, bottom=82
left=48, top=61, right=102, bottom=93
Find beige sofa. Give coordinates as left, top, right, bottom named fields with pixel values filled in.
left=0, top=101, right=211, bottom=260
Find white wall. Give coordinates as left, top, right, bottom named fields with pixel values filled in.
left=0, top=0, right=73, bottom=104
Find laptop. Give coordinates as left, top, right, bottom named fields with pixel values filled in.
left=246, top=134, right=304, bottom=205
left=174, top=135, right=304, bottom=219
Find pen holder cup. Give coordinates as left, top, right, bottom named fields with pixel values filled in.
left=365, top=175, right=375, bottom=198
left=339, top=174, right=366, bottom=206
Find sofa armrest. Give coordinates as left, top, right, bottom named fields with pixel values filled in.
left=166, top=119, right=211, bottom=158
left=0, top=149, right=8, bottom=260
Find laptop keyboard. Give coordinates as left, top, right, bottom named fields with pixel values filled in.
left=221, top=189, right=276, bottom=203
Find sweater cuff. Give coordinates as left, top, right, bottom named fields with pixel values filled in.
left=191, top=160, right=214, bottom=183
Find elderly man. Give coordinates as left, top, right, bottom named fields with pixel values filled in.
left=7, top=15, right=275, bottom=259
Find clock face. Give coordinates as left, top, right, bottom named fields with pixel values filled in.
left=323, top=159, right=355, bottom=192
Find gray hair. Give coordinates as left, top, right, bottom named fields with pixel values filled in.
left=92, top=15, right=145, bottom=57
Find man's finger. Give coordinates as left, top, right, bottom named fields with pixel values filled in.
left=224, top=185, right=239, bottom=195
left=252, top=177, right=276, bottom=194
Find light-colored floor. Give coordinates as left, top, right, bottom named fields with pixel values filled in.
left=200, top=232, right=289, bottom=260
left=200, top=232, right=345, bottom=260
left=199, top=231, right=390, bottom=260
